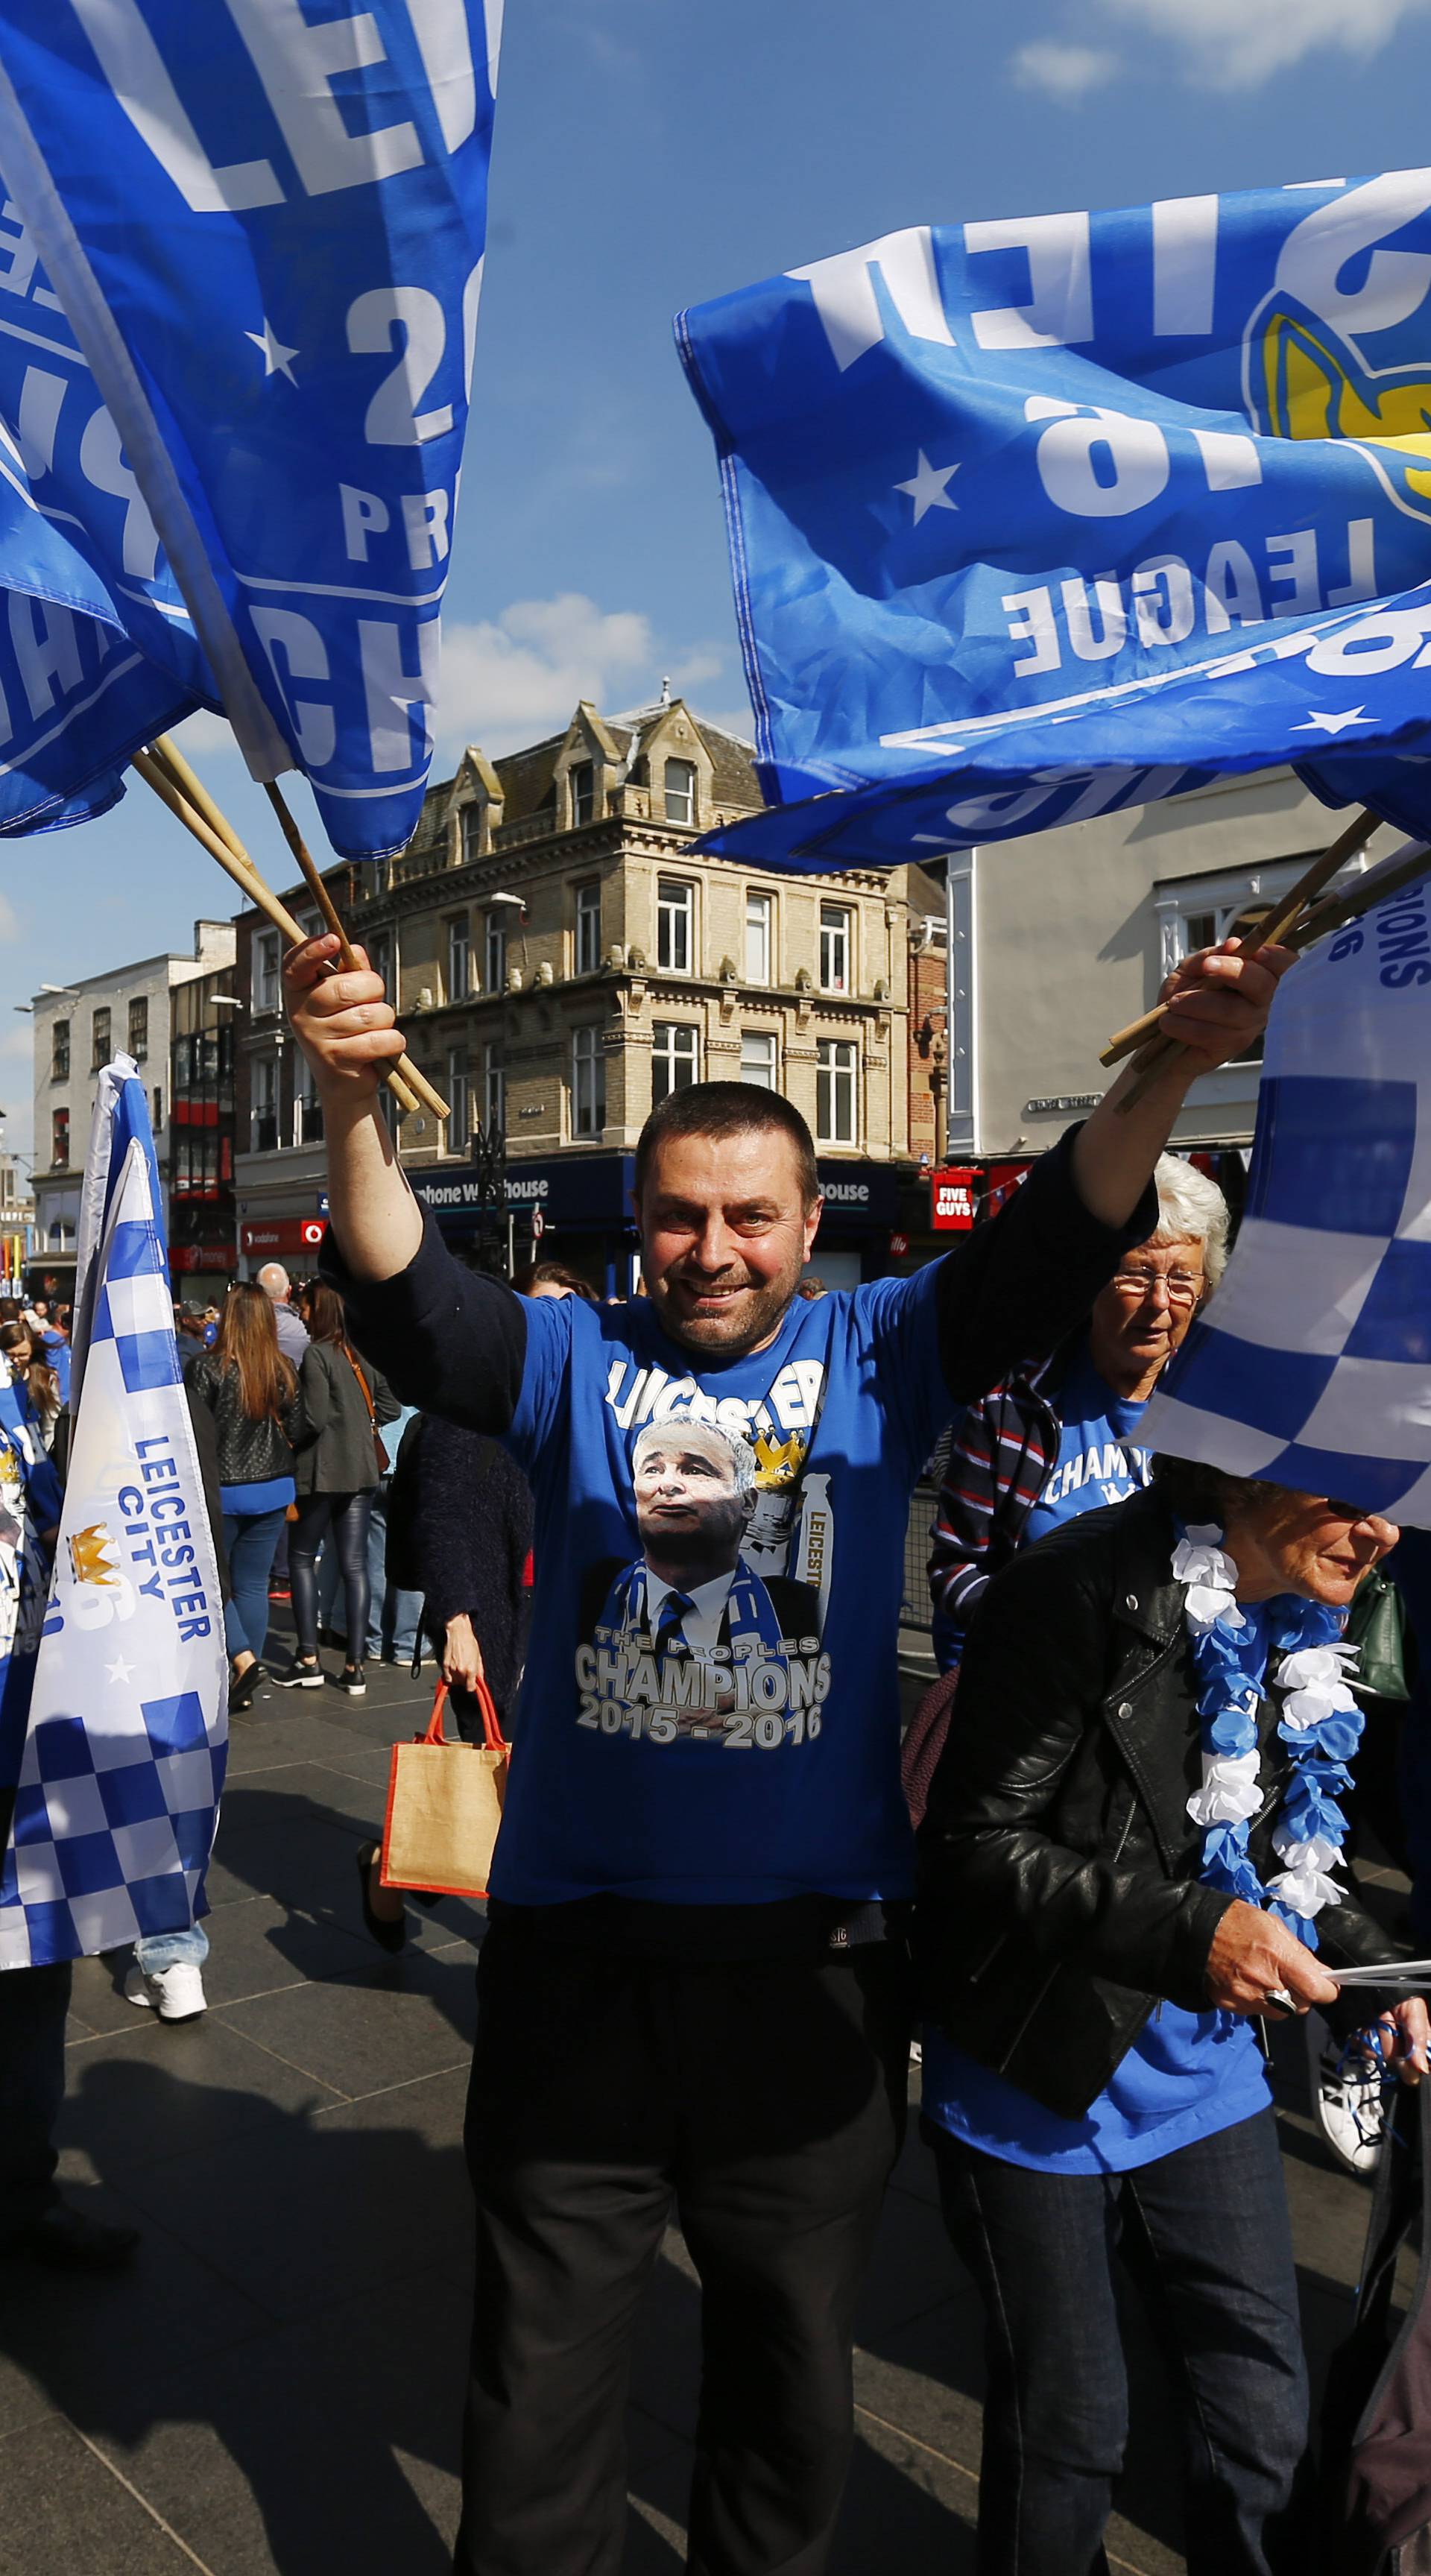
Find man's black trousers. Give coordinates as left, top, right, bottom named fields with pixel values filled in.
left=455, top=1919, right=913, bottom=2575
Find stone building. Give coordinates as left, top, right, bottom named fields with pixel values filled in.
left=29, top=921, right=235, bottom=1291
left=344, top=696, right=917, bottom=1292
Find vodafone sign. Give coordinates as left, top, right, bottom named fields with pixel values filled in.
left=931, top=1167, right=976, bottom=1231
left=240, top=1219, right=327, bottom=1256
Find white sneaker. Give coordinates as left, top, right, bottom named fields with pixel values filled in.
left=1315, top=2045, right=1387, bottom=2176
left=124, top=1961, right=207, bottom=2023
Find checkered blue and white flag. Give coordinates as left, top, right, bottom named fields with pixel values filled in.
left=0, top=1060, right=227, bottom=1969
left=1143, top=868, right=1431, bottom=1525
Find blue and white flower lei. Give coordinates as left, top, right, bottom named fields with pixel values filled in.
left=1172, top=1521, right=1364, bottom=1951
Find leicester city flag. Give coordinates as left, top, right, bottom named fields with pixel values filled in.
left=678, top=171, right=1431, bottom=873
left=0, top=0, right=499, bottom=859
left=0, top=1061, right=227, bottom=1969
left=1143, top=871, right=1431, bottom=1527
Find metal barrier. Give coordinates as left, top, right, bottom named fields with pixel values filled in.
left=902, top=1482, right=938, bottom=1631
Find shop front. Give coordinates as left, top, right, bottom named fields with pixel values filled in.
left=411, top=1153, right=639, bottom=1296
left=809, top=1160, right=912, bottom=1289
left=410, top=1152, right=917, bottom=1295
left=238, top=1216, right=329, bottom=1274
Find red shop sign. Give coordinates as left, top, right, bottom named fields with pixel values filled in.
left=239, top=1219, right=327, bottom=1256
left=931, top=1167, right=976, bottom=1231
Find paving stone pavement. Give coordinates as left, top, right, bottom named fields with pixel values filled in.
left=0, top=1645, right=1400, bottom=2574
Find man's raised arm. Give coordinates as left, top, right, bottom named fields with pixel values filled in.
left=931, top=934, right=1295, bottom=1401
left=1070, top=935, right=1294, bottom=1226
left=285, top=935, right=421, bottom=1281
left=285, top=935, right=526, bottom=1433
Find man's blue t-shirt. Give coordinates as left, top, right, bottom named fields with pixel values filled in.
left=493, top=1268, right=951, bottom=1907
left=1022, top=1345, right=1150, bottom=1547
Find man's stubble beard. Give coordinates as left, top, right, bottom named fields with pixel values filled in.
left=651, top=1268, right=800, bottom=1358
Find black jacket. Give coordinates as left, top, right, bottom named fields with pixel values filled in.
left=406, top=1416, right=534, bottom=1719
left=917, top=1486, right=1403, bottom=2121
left=185, top=1350, right=306, bottom=1489
left=294, top=1340, right=399, bottom=1497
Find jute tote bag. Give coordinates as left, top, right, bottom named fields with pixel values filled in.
left=379, top=1679, right=508, bottom=1900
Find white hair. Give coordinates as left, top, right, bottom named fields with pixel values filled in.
left=1149, top=1154, right=1230, bottom=1293
left=256, top=1261, right=291, bottom=1300
left=631, top=1416, right=756, bottom=1498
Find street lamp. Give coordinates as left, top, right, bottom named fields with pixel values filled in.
left=13, top=982, right=81, bottom=1016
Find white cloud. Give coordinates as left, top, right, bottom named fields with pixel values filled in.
left=1025, top=0, right=1431, bottom=90
left=1011, top=40, right=1118, bottom=98
left=435, top=592, right=727, bottom=756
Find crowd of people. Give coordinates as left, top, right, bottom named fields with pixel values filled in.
left=0, top=913, right=1426, bottom=2575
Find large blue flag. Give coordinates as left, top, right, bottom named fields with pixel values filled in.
left=0, top=585, right=191, bottom=837
left=678, top=171, right=1431, bottom=871
left=0, top=0, right=499, bottom=859
left=0, top=307, right=199, bottom=830
left=0, top=1060, right=226, bottom=1969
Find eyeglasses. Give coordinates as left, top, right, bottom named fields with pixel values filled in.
left=1110, top=1269, right=1204, bottom=1307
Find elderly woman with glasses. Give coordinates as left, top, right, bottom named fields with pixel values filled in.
left=917, top=1453, right=1427, bottom=2576
left=926, top=1157, right=1228, bottom=1682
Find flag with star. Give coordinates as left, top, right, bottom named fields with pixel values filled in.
left=677, top=172, right=1431, bottom=872
left=0, top=0, right=500, bottom=860
left=0, top=1061, right=227, bottom=1970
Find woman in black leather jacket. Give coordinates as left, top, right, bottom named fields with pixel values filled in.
left=186, top=1284, right=306, bottom=1711
left=917, top=1462, right=1427, bottom=2576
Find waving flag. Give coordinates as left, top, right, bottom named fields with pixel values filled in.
left=1142, top=876, right=1431, bottom=1527
left=0, top=1061, right=226, bottom=1969
left=0, top=0, right=499, bottom=859
left=0, top=590, right=191, bottom=836
left=678, top=171, right=1431, bottom=872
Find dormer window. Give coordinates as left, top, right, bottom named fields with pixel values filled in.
left=571, top=760, right=596, bottom=828
left=664, top=758, right=697, bottom=826
left=461, top=802, right=483, bottom=862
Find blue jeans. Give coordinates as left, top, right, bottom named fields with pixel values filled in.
left=221, top=1506, right=288, bottom=1663
left=929, top=2107, right=1307, bottom=2575
left=0, top=1959, right=72, bottom=2236
left=365, top=1478, right=422, bottom=1661
left=135, top=1922, right=209, bottom=1975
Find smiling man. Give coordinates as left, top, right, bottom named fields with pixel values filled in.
left=291, top=927, right=1290, bottom=2576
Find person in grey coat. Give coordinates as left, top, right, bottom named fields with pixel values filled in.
left=277, top=1280, right=397, bottom=1697
left=257, top=1261, right=309, bottom=1366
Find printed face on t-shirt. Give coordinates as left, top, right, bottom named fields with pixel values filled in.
left=631, top=1421, right=754, bottom=1579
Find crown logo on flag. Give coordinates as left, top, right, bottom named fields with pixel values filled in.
left=67, top=1524, right=122, bottom=1588
left=751, top=1430, right=804, bottom=1489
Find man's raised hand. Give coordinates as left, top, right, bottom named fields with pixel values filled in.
left=1157, top=938, right=1296, bottom=1073
left=284, top=934, right=407, bottom=1102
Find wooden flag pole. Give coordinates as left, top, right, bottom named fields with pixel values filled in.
left=259, top=777, right=451, bottom=1126
left=133, top=749, right=421, bottom=1118
left=1100, top=804, right=1380, bottom=1070
left=1288, top=838, right=1431, bottom=950
left=148, top=731, right=445, bottom=1123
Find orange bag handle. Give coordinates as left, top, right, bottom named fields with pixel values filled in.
left=419, top=1674, right=507, bottom=1755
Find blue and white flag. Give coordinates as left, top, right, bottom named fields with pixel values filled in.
left=678, top=171, right=1431, bottom=873
left=0, top=1061, right=226, bottom=1969
left=0, top=590, right=191, bottom=837
left=1142, top=876, right=1431, bottom=1527
left=0, top=0, right=499, bottom=859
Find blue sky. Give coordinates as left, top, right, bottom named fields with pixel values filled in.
left=8, top=0, right=1431, bottom=1149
